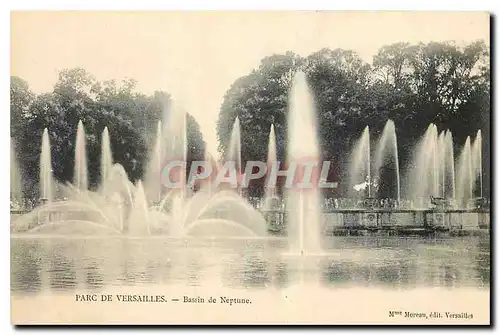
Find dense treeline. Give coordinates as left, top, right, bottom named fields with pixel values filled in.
left=216, top=41, right=490, bottom=198
left=11, top=68, right=205, bottom=201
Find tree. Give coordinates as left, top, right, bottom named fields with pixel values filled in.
left=216, top=41, right=490, bottom=198
left=10, top=68, right=206, bottom=201
left=10, top=76, right=34, bottom=139
left=216, top=49, right=373, bottom=196
left=217, top=52, right=303, bottom=164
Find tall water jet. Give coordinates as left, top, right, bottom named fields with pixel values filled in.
left=100, top=127, right=113, bottom=186
left=161, top=100, right=188, bottom=229
left=444, top=131, right=456, bottom=200
left=456, top=136, right=473, bottom=208
left=437, top=131, right=445, bottom=197
left=467, top=137, right=474, bottom=201
left=152, top=99, right=188, bottom=205
left=144, top=97, right=180, bottom=202
left=432, top=125, right=439, bottom=196
left=349, top=126, right=371, bottom=198
left=144, top=121, right=164, bottom=203
left=264, top=124, right=277, bottom=202
left=40, top=128, right=53, bottom=203
left=167, top=101, right=188, bottom=192
left=227, top=116, right=242, bottom=188
left=10, top=139, right=22, bottom=205
left=74, top=120, right=88, bottom=191
left=472, top=130, right=483, bottom=198
left=406, top=123, right=439, bottom=207
left=374, top=120, right=400, bottom=201
left=286, top=71, right=322, bottom=254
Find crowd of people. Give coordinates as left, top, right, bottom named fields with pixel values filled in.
left=250, top=197, right=416, bottom=210
left=322, top=198, right=416, bottom=209
left=11, top=193, right=490, bottom=212
left=249, top=196, right=491, bottom=211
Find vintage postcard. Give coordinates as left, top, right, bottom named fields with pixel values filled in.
left=10, top=11, right=491, bottom=325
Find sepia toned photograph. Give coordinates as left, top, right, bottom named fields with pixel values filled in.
left=10, top=11, right=491, bottom=325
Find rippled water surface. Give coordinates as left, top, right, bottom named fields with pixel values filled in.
left=11, top=235, right=490, bottom=294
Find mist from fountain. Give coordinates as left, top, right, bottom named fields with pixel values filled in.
left=39, top=128, right=54, bottom=203
left=96, top=163, right=135, bottom=231
left=349, top=126, right=371, bottom=199
left=286, top=71, right=322, bottom=255
left=472, top=130, right=483, bottom=198
left=143, top=98, right=184, bottom=205
left=74, top=120, right=88, bottom=191
left=100, top=127, right=113, bottom=187
left=142, top=102, right=182, bottom=221
left=158, top=101, right=190, bottom=234
left=374, top=120, right=400, bottom=201
left=127, top=181, right=151, bottom=236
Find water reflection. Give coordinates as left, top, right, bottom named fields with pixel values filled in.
left=11, top=236, right=490, bottom=294
left=474, top=238, right=491, bottom=283
left=84, top=262, right=104, bottom=290
left=10, top=240, right=43, bottom=293
left=186, top=255, right=204, bottom=286
left=48, top=252, right=77, bottom=291
left=242, top=257, right=270, bottom=288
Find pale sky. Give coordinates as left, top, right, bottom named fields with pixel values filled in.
left=11, top=11, right=490, bottom=157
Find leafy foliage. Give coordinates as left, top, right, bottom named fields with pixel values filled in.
left=216, top=40, right=490, bottom=197
left=11, top=68, right=205, bottom=200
